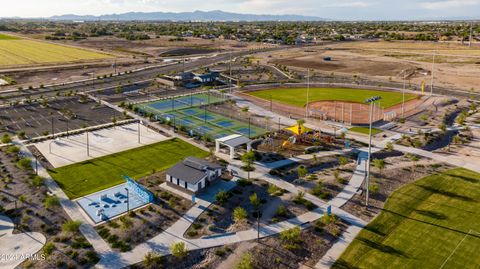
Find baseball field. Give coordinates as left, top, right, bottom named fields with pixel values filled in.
left=0, top=33, right=112, bottom=66
left=248, top=87, right=418, bottom=109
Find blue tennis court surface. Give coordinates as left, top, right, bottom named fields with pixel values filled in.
left=216, top=120, right=234, bottom=127
left=77, top=183, right=150, bottom=224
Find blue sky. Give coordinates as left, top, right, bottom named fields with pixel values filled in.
left=1, top=0, right=479, bottom=20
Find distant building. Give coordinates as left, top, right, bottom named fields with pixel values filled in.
left=194, top=72, right=220, bottom=83
left=165, top=157, right=223, bottom=194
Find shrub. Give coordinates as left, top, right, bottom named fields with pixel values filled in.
left=31, top=176, right=44, bottom=187
left=280, top=226, right=301, bottom=250
left=44, top=195, right=60, bottom=209
left=17, top=158, right=32, bottom=170
left=233, top=207, right=248, bottom=222
left=235, top=253, right=253, bottom=269
left=215, top=190, right=229, bottom=205
left=275, top=204, right=287, bottom=217
left=62, top=220, right=82, bottom=234
left=170, top=242, right=188, bottom=259
left=43, top=242, right=55, bottom=256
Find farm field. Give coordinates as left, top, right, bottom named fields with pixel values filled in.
left=248, top=87, right=418, bottom=108
left=48, top=138, right=208, bottom=199
left=0, top=33, right=112, bottom=66
left=334, top=168, right=480, bottom=269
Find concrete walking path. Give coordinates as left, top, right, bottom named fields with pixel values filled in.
left=0, top=215, right=46, bottom=269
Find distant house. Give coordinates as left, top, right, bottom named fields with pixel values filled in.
left=194, top=72, right=220, bottom=84
left=165, top=157, right=223, bottom=194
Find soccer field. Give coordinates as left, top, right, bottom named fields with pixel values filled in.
left=48, top=138, right=208, bottom=199
left=334, top=168, right=480, bottom=269
left=0, top=33, right=111, bottom=66
left=248, top=87, right=418, bottom=108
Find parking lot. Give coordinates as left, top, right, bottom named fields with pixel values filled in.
left=0, top=97, right=125, bottom=138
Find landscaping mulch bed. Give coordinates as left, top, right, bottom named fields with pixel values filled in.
left=0, top=146, right=99, bottom=269
left=341, top=153, right=452, bottom=222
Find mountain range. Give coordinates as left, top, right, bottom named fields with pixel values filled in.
left=49, top=10, right=326, bottom=22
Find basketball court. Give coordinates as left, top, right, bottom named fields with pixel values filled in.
left=34, top=122, right=168, bottom=168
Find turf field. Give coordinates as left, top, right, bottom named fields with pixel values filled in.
left=248, top=88, right=418, bottom=108
left=48, top=138, right=208, bottom=199
left=349, top=126, right=383, bottom=135
left=0, top=33, right=111, bottom=66
left=334, top=168, right=480, bottom=269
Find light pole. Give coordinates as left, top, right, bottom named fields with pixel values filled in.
left=430, top=50, right=435, bottom=96
left=125, top=188, right=130, bottom=213
left=306, top=68, right=310, bottom=118
left=86, top=131, right=90, bottom=157
left=365, top=96, right=382, bottom=208
left=402, top=70, right=406, bottom=118
left=137, top=120, right=141, bottom=144
left=49, top=138, right=59, bottom=154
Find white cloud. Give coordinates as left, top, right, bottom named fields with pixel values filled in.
left=420, top=0, right=480, bottom=9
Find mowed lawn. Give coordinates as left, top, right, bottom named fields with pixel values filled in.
left=249, top=88, right=418, bottom=108
left=48, top=138, right=208, bottom=199
left=349, top=126, right=383, bottom=135
left=0, top=33, right=111, bottom=66
left=334, top=168, right=480, bottom=269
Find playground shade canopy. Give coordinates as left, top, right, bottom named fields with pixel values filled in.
left=286, top=124, right=313, bottom=135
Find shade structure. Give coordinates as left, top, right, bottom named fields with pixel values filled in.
left=286, top=124, right=312, bottom=135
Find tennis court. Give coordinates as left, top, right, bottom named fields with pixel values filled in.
left=135, top=92, right=267, bottom=138
left=136, top=93, right=225, bottom=114
left=157, top=107, right=266, bottom=139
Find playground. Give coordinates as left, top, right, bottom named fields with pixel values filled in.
left=34, top=122, right=168, bottom=168
left=76, top=177, right=153, bottom=224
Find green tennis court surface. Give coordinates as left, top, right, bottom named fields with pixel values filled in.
left=135, top=93, right=266, bottom=138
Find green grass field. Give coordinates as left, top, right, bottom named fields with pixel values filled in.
left=349, top=126, right=383, bottom=135
left=249, top=88, right=418, bottom=109
left=0, top=33, right=111, bottom=66
left=334, top=168, right=480, bottom=269
left=48, top=138, right=208, bottom=199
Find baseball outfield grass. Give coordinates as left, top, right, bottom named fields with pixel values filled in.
left=248, top=88, right=418, bottom=109
left=48, top=138, right=208, bottom=199
left=334, top=168, right=480, bottom=269
left=349, top=126, right=383, bottom=135
left=0, top=33, right=111, bottom=66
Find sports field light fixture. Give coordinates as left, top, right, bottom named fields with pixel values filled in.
left=364, top=96, right=381, bottom=208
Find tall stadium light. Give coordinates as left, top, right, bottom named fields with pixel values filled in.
left=365, top=96, right=382, bottom=208
left=306, top=68, right=310, bottom=118
left=137, top=121, right=141, bottom=144
left=469, top=22, right=473, bottom=48
left=402, top=70, right=406, bottom=118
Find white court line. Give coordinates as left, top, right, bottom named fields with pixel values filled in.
left=439, top=230, right=479, bottom=269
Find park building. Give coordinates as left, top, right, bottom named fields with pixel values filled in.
left=165, top=157, right=223, bottom=194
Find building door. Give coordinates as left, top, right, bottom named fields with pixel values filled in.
left=176, top=178, right=179, bottom=185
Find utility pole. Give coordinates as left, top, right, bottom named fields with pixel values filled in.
left=51, top=117, right=54, bottom=136
left=431, top=50, right=435, bottom=96
left=469, top=22, right=473, bottom=48
left=229, top=50, right=233, bottom=94
left=138, top=120, right=141, bottom=144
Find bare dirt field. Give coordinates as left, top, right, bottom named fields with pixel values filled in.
left=57, top=36, right=272, bottom=58
left=258, top=41, right=480, bottom=92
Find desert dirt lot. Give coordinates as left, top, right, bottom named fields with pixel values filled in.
left=258, top=41, right=480, bottom=92
left=57, top=36, right=273, bottom=57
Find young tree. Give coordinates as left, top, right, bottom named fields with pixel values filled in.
left=407, top=154, right=419, bottom=177
left=372, top=159, right=385, bottom=175
left=170, top=242, right=188, bottom=259
left=249, top=193, right=260, bottom=212
left=241, top=151, right=256, bottom=179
